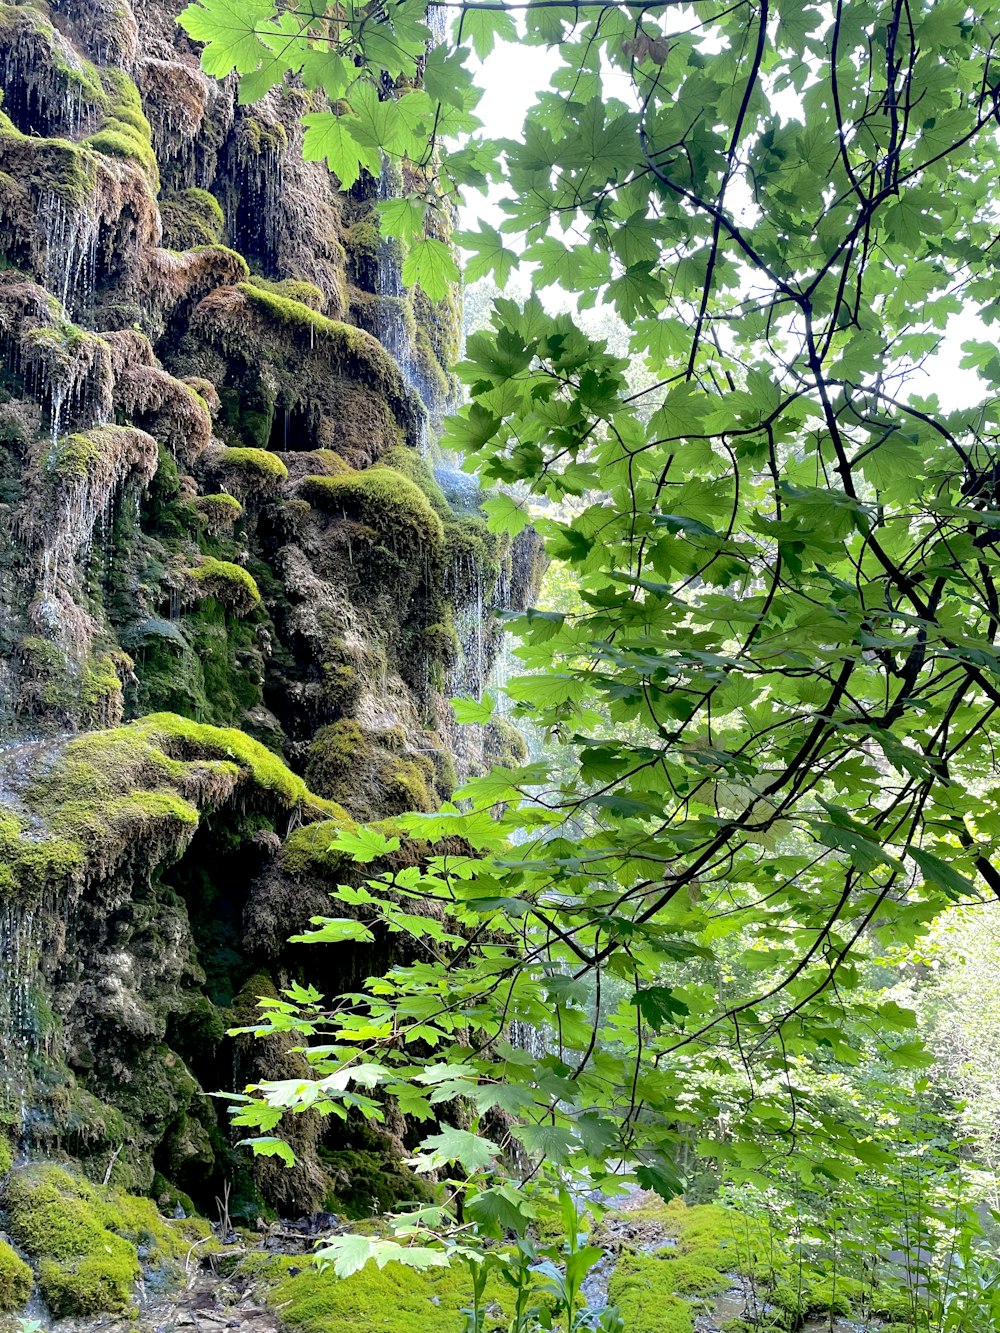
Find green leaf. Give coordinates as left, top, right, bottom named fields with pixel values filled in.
left=289, top=917, right=375, bottom=945
left=410, top=1127, right=501, bottom=1173
left=240, top=1136, right=295, bottom=1167
left=401, top=237, right=460, bottom=301
left=377, top=196, right=428, bottom=242
left=457, top=6, right=517, bottom=57
left=328, top=827, right=401, bottom=863
left=632, top=986, right=690, bottom=1030
left=301, top=111, right=379, bottom=189
left=482, top=494, right=531, bottom=536
left=315, top=1233, right=375, bottom=1278
left=459, top=224, right=519, bottom=287
left=178, top=0, right=277, bottom=76
left=465, top=1184, right=536, bottom=1236
left=452, top=693, right=495, bottom=724
left=909, top=846, right=980, bottom=901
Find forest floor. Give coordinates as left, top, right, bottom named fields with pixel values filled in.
left=42, top=1189, right=873, bottom=1333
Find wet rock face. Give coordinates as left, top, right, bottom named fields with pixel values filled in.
left=0, top=0, right=540, bottom=1220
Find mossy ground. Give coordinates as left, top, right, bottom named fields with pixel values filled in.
left=243, top=1251, right=514, bottom=1333
left=4, top=1163, right=214, bottom=1317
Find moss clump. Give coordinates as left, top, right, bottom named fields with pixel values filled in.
left=413, top=283, right=462, bottom=379
left=301, top=466, right=445, bottom=554
left=443, top=515, right=506, bottom=598
left=0, top=1239, right=30, bottom=1312
left=280, top=811, right=357, bottom=879
left=6, top=1165, right=139, bottom=1316
left=217, top=446, right=289, bottom=494
left=160, top=187, right=225, bottom=249
left=187, top=556, right=261, bottom=615
left=240, top=118, right=288, bottom=155
left=321, top=661, right=362, bottom=714
left=305, top=720, right=438, bottom=820
left=85, top=122, right=158, bottom=182
left=230, top=284, right=412, bottom=409
left=248, top=273, right=326, bottom=311
left=5, top=1163, right=213, bottom=1319
left=307, top=449, right=353, bottom=477
left=487, top=716, right=528, bottom=768
left=0, top=714, right=325, bottom=904
left=128, top=713, right=313, bottom=808
left=607, top=1253, right=702, bottom=1333
left=79, top=650, right=130, bottom=728
left=194, top=492, right=243, bottom=532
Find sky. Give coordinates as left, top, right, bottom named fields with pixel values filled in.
left=457, top=36, right=988, bottom=415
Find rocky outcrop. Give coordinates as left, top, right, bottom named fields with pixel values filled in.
left=0, top=0, right=541, bottom=1259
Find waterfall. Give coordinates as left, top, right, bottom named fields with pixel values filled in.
left=0, top=897, right=38, bottom=1146
left=40, top=189, right=100, bottom=321
left=509, top=1019, right=548, bottom=1060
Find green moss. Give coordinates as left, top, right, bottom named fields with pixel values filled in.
left=218, top=446, right=289, bottom=488
left=6, top=1166, right=138, bottom=1314
left=301, top=466, right=445, bottom=553
left=310, top=449, right=353, bottom=476
left=189, top=243, right=251, bottom=279
left=0, top=715, right=326, bottom=905
left=280, top=813, right=357, bottom=879
left=305, top=721, right=438, bottom=819
left=346, top=215, right=383, bottom=261
left=248, top=274, right=326, bottom=311
left=0, top=1240, right=29, bottom=1313
left=79, top=650, right=129, bottom=726
left=5, top=1160, right=215, bottom=1319
left=128, top=713, right=312, bottom=808
left=160, top=188, right=225, bottom=249
left=321, top=660, right=361, bottom=713
left=487, top=716, right=528, bottom=768
left=379, top=445, right=450, bottom=516
left=85, top=122, right=158, bottom=183
left=236, top=284, right=408, bottom=398
left=240, top=118, right=288, bottom=155
left=411, top=325, right=451, bottom=405
left=443, top=515, right=506, bottom=596
left=413, top=283, right=463, bottom=375
left=0, top=1135, right=12, bottom=1177
left=194, top=492, right=243, bottom=531
left=187, top=557, right=261, bottom=615
left=249, top=1252, right=512, bottom=1333
left=607, top=1254, right=699, bottom=1333
left=319, top=1149, right=434, bottom=1220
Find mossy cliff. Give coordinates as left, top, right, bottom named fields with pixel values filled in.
left=0, top=0, right=544, bottom=1306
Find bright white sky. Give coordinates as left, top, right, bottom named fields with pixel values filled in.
left=460, top=39, right=988, bottom=413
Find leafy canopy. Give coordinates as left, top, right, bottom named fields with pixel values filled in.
left=181, top=0, right=1000, bottom=1282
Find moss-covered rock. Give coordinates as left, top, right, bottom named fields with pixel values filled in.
left=301, top=466, right=445, bottom=556
left=244, top=1250, right=514, bottom=1333
left=280, top=812, right=356, bottom=879
left=0, top=1239, right=30, bottom=1312
left=213, top=446, right=289, bottom=498
left=194, top=491, right=243, bottom=532
left=187, top=556, right=261, bottom=615
left=160, top=187, right=225, bottom=249
left=248, top=273, right=326, bottom=311
left=305, top=719, right=439, bottom=821
left=5, top=1163, right=213, bottom=1317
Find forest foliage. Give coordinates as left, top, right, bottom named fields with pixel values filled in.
left=178, top=0, right=1000, bottom=1324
